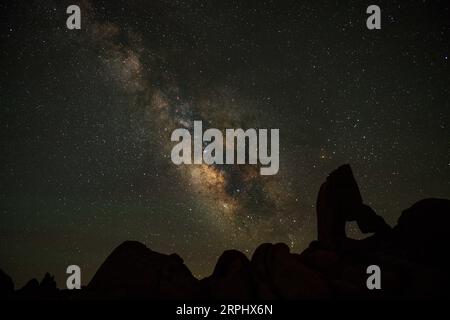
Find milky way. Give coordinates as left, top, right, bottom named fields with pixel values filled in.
left=84, top=6, right=298, bottom=248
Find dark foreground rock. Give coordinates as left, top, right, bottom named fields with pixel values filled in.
left=87, top=241, right=199, bottom=299
left=2, top=165, right=449, bottom=300
left=0, top=269, right=14, bottom=298
left=15, top=273, right=59, bottom=299
left=200, top=250, right=255, bottom=299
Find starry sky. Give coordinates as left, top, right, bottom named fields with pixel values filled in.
left=0, top=0, right=449, bottom=287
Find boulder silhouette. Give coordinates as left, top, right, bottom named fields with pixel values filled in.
left=17, top=278, right=40, bottom=297
left=40, top=272, right=57, bottom=293
left=251, top=243, right=331, bottom=299
left=200, top=250, right=255, bottom=299
left=394, top=198, right=450, bottom=265
left=87, top=241, right=199, bottom=299
left=0, top=269, right=14, bottom=298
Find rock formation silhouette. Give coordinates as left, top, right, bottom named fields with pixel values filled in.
left=1, top=164, right=449, bottom=299
left=87, top=240, right=199, bottom=299
left=316, top=164, right=391, bottom=249
left=200, top=250, right=254, bottom=299
left=15, top=273, right=59, bottom=299
left=0, top=269, right=14, bottom=298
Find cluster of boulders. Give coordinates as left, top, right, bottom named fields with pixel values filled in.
left=1, top=165, right=449, bottom=299
left=0, top=270, right=58, bottom=299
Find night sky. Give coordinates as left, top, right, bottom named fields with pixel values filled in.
left=1, top=0, right=449, bottom=287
